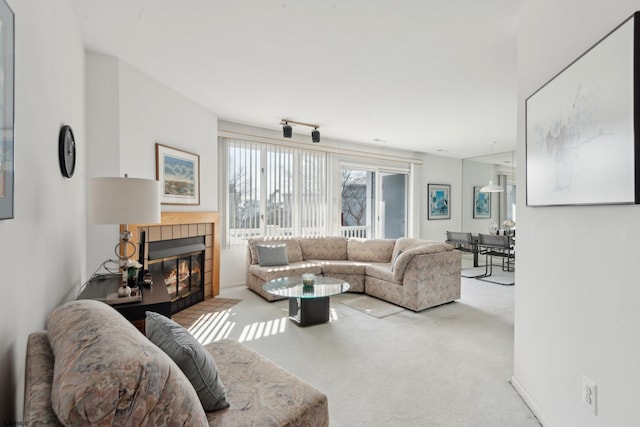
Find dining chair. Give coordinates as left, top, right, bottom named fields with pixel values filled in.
left=475, top=233, right=515, bottom=285
left=446, top=231, right=483, bottom=277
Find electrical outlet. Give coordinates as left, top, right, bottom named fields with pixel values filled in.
left=582, top=375, right=597, bottom=415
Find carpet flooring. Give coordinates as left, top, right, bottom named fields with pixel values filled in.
left=461, top=252, right=515, bottom=284
left=340, top=294, right=405, bottom=318
left=174, top=271, right=536, bottom=427
left=461, top=266, right=515, bottom=285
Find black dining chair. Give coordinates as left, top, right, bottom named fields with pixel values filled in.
left=475, top=233, right=515, bottom=285
left=445, top=231, right=484, bottom=277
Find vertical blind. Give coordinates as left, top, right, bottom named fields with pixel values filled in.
left=221, top=137, right=328, bottom=244
left=300, top=149, right=327, bottom=236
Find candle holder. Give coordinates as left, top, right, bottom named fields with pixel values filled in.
left=302, top=273, right=316, bottom=286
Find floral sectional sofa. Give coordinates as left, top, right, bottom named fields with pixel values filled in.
left=246, top=236, right=461, bottom=312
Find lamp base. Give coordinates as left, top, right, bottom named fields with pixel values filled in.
left=117, top=284, right=132, bottom=297
left=114, top=239, right=137, bottom=261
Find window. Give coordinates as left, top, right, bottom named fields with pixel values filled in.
left=222, top=137, right=327, bottom=244
left=341, top=168, right=375, bottom=238
left=506, top=181, right=516, bottom=222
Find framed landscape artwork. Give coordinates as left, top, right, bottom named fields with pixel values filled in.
left=526, top=12, right=640, bottom=206
left=427, top=184, right=450, bottom=220
left=0, top=0, right=14, bottom=220
left=156, top=143, right=200, bottom=205
left=473, top=186, right=491, bottom=219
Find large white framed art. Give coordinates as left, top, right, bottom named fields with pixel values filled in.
left=0, top=0, right=14, bottom=220
left=526, top=12, right=640, bottom=206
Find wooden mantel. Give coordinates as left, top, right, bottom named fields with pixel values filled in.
left=124, top=211, right=221, bottom=298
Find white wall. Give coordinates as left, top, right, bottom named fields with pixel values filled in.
left=85, top=53, right=121, bottom=272
left=0, top=0, right=85, bottom=420
left=513, top=1, right=640, bottom=426
left=85, top=53, right=219, bottom=273
left=118, top=60, right=219, bottom=209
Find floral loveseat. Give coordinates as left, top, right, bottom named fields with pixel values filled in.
left=247, top=236, right=461, bottom=312
left=23, top=299, right=328, bottom=426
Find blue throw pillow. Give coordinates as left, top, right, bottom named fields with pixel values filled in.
left=256, top=244, right=289, bottom=266
left=145, top=311, right=230, bottom=411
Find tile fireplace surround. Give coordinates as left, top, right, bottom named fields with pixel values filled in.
left=125, top=212, right=221, bottom=300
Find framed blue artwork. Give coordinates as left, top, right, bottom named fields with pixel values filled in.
left=428, top=183, right=450, bottom=220
left=473, top=186, right=491, bottom=219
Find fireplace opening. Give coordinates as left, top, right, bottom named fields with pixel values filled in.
left=148, top=236, right=205, bottom=314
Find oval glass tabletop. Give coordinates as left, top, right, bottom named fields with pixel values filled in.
left=263, top=276, right=350, bottom=299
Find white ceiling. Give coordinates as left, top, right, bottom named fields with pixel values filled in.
left=70, top=0, right=522, bottom=159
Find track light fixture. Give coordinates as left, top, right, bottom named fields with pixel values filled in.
left=280, top=119, right=320, bottom=143
left=282, top=121, right=292, bottom=138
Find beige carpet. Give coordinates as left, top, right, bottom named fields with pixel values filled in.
left=340, top=295, right=405, bottom=318
left=178, top=282, right=539, bottom=426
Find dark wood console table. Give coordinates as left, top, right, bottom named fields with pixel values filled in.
left=77, top=271, right=171, bottom=332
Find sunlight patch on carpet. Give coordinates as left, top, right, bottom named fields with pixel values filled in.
left=238, top=316, right=288, bottom=342
left=172, top=297, right=242, bottom=344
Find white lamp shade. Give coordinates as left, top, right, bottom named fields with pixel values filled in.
left=481, top=141, right=504, bottom=193
left=89, top=177, right=161, bottom=225
left=480, top=180, right=504, bottom=193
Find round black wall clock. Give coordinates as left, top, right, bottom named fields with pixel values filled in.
left=58, top=125, right=76, bottom=178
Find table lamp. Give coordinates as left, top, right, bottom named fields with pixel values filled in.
left=88, top=175, right=161, bottom=263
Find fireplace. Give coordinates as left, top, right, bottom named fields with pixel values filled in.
left=148, top=236, right=205, bottom=314
left=127, top=211, right=221, bottom=314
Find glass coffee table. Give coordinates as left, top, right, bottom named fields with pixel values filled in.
left=263, top=276, right=350, bottom=326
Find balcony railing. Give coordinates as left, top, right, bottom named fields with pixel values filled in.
left=230, top=225, right=369, bottom=242
left=340, top=226, right=370, bottom=238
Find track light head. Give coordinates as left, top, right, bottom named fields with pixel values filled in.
left=280, top=119, right=319, bottom=142
left=311, top=128, right=320, bottom=143
left=283, top=123, right=292, bottom=138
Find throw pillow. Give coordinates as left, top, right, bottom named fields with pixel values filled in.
left=145, top=311, right=230, bottom=411
left=256, top=244, right=289, bottom=266
left=391, top=249, right=404, bottom=272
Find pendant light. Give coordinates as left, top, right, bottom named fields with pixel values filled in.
left=480, top=141, right=504, bottom=193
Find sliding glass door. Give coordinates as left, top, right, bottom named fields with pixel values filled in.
left=380, top=172, right=407, bottom=239
left=340, top=167, right=407, bottom=239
